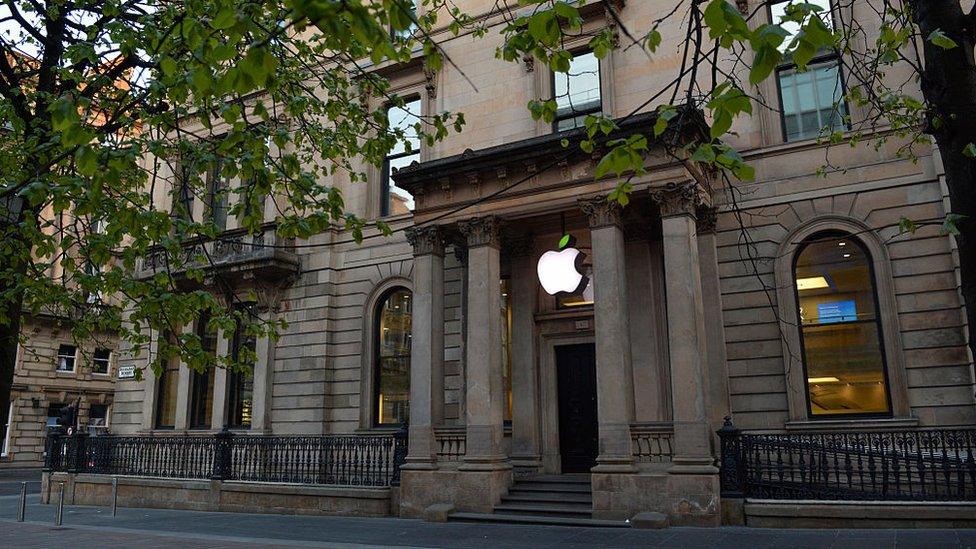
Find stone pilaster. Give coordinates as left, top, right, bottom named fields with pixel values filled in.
left=652, top=183, right=716, bottom=474
left=456, top=216, right=508, bottom=469
left=506, top=234, right=541, bottom=476
left=404, top=225, right=445, bottom=469
left=695, top=205, right=731, bottom=439
left=579, top=197, right=636, bottom=472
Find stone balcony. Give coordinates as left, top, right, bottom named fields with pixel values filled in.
left=136, top=224, right=300, bottom=288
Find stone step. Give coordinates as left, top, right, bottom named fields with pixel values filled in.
left=450, top=512, right=630, bottom=528
left=492, top=503, right=594, bottom=518
left=523, top=474, right=591, bottom=484
left=501, top=492, right=593, bottom=505
left=512, top=482, right=592, bottom=493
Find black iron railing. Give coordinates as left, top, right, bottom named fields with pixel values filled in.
left=718, top=417, right=976, bottom=501
left=45, top=427, right=408, bottom=488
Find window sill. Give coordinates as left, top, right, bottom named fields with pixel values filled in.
left=785, top=416, right=919, bottom=432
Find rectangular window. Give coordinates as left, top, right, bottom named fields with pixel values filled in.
left=189, top=314, right=217, bottom=430
left=88, top=404, right=109, bottom=434
left=1, top=402, right=12, bottom=457
left=553, top=51, right=602, bottom=132
left=46, top=403, right=63, bottom=429
left=92, top=348, right=111, bottom=375
left=155, top=333, right=179, bottom=429
left=382, top=97, right=420, bottom=216
left=56, top=345, right=77, bottom=372
left=771, top=0, right=849, bottom=142
left=227, top=319, right=255, bottom=429
left=207, top=163, right=228, bottom=232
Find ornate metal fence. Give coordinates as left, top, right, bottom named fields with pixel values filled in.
left=718, top=417, right=976, bottom=501
left=45, top=427, right=408, bottom=488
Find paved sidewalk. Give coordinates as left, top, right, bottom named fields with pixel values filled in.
left=2, top=492, right=975, bottom=548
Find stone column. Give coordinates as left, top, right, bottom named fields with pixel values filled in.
left=457, top=216, right=507, bottom=468
left=210, top=329, right=231, bottom=429
left=507, top=235, right=541, bottom=475
left=580, top=197, right=635, bottom=472
left=403, top=225, right=445, bottom=469
left=174, top=323, right=194, bottom=431
left=651, top=183, right=715, bottom=472
left=696, top=206, right=731, bottom=440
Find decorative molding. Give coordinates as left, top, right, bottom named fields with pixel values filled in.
left=405, top=225, right=445, bottom=257
left=735, top=0, right=749, bottom=16
left=579, top=196, right=622, bottom=229
left=457, top=216, right=501, bottom=248
left=695, top=205, right=718, bottom=234
left=650, top=182, right=700, bottom=218
left=522, top=54, right=535, bottom=73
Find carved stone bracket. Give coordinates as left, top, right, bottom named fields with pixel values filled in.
left=423, top=63, right=438, bottom=99
left=735, top=0, right=749, bottom=16
left=458, top=215, right=501, bottom=248
left=650, top=182, right=700, bottom=218
left=696, top=205, right=719, bottom=235
left=405, top=225, right=445, bottom=257
left=579, top=196, right=622, bottom=229
left=522, top=54, right=535, bottom=73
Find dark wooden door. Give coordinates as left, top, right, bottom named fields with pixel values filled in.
left=555, top=343, right=598, bottom=473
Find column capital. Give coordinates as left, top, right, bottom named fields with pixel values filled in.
left=651, top=182, right=700, bottom=218
left=695, top=205, right=718, bottom=234
left=458, top=216, right=501, bottom=248
left=405, top=225, right=445, bottom=257
left=579, top=196, right=622, bottom=229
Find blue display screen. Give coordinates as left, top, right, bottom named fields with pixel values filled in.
left=818, top=300, right=857, bottom=323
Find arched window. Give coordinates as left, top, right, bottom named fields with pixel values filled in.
left=374, top=288, right=412, bottom=425
left=792, top=231, right=891, bottom=417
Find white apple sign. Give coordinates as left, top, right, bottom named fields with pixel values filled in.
left=537, top=246, right=589, bottom=296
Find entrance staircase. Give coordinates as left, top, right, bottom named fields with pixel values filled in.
left=449, top=474, right=629, bottom=528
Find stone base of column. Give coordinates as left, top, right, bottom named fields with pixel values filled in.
left=398, top=466, right=512, bottom=517
left=510, top=453, right=543, bottom=479
left=591, top=470, right=721, bottom=526
left=400, top=458, right=437, bottom=471
left=668, top=458, right=719, bottom=475
left=592, top=455, right=637, bottom=474
left=459, top=455, right=511, bottom=472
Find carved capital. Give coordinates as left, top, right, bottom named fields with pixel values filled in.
left=651, top=182, right=700, bottom=218
left=696, top=205, right=718, bottom=234
left=423, top=64, right=437, bottom=99
left=405, top=225, right=445, bottom=257
left=579, top=196, right=622, bottom=229
left=458, top=216, right=501, bottom=248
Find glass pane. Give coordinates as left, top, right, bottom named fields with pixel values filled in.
left=229, top=319, right=255, bottom=429
left=156, top=365, right=179, bottom=428
left=771, top=0, right=833, bottom=53
left=392, top=0, right=418, bottom=38
left=386, top=152, right=418, bottom=214
left=794, top=233, right=890, bottom=416
left=388, top=99, right=421, bottom=156
left=501, top=279, right=512, bottom=422
left=377, top=289, right=412, bottom=425
left=779, top=60, right=848, bottom=141
left=554, top=52, right=601, bottom=118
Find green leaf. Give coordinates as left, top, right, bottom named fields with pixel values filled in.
left=964, top=143, right=976, bottom=158
left=558, top=234, right=571, bottom=249
left=76, top=146, right=98, bottom=176
left=212, top=8, right=236, bottom=30
left=928, top=30, right=958, bottom=50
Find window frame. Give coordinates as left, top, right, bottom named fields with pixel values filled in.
left=1, top=401, right=12, bottom=458
left=227, top=315, right=256, bottom=430
left=56, top=344, right=77, bottom=373
left=188, top=313, right=217, bottom=430
left=768, top=0, right=851, bottom=143
left=154, top=333, right=179, bottom=430
left=790, top=231, right=894, bottom=419
left=91, top=348, right=112, bottom=375
left=372, top=286, right=412, bottom=427
left=380, top=96, right=422, bottom=218
left=551, top=49, right=603, bottom=133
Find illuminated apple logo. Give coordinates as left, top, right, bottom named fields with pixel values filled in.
left=537, top=236, right=589, bottom=296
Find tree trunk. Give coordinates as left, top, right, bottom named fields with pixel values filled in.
left=910, top=1, right=976, bottom=371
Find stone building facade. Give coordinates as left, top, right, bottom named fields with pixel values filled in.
left=1, top=314, right=116, bottom=469
left=108, top=0, right=975, bottom=525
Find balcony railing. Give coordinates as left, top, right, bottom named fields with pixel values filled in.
left=45, top=428, right=408, bottom=488
left=718, top=417, right=976, bottom=501
left=631, top=422, right=674, bottom=463
left=137, top=224, right=300, bottom=283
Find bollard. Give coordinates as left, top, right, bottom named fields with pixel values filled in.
left=111, top=476, right=118, bottom=517
left=56, top=481, right=64, bottom=526
left=17, top=482, right=26, bottom=522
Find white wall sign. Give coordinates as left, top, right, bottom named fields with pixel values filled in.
left=117, top=364, right=136, bottom=379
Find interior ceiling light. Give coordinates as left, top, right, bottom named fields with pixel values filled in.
left=796, top=276, right=829, bottom=290
left=808, top=376, right=840, bottom=383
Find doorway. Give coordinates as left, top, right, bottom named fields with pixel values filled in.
left=555, top=343, right=598, bottom=473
